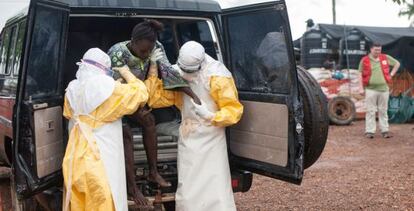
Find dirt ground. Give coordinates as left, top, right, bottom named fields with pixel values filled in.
left=234, top=121, right=414, bottom=211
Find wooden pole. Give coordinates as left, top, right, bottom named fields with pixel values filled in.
left=332, top=0, right=337, bottom=24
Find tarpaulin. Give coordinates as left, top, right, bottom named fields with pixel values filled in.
left=318, top=24, right=414, bottom=46
left=388, top=86, right=414, bottom=123
left=296, top=24, right=414, bottom=72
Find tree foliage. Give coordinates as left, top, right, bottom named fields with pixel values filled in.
left=390, top=0, right=414, bottom=18
left=391, top=0, right=406, bottom=4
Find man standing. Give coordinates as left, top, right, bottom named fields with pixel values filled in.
left=359, top=43, right=400, bottom=139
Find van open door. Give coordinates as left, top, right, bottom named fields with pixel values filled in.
left=13, top=0, right=69, bottom=198
left=221, top=2, right=305, bottom=184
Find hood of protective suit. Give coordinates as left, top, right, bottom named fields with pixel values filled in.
left=177, top=41, right=205, bottom=73
left=176, top=41, right=231, bottom=82
left=66, top=48, right=115, bottom=115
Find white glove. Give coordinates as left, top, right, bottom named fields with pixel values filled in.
left=113, top=65, right=136, bottom=83
left=148, top=62, right=158, bottom=77
left=150, top=48, right=164, bottom=64
left=191, top=99, right=215, bottom=121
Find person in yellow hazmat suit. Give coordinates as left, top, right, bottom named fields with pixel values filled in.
left=62, top=48, right=149, bottom=211
left=145, top=41, right=243, bottom=211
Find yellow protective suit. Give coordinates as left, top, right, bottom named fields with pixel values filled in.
left=145, top=64, right=243, bottom=211
left=63, top=76, right=148, bottom=211
left=145, top=75, right=242, bottom=126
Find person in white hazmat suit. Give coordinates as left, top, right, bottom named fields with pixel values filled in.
left=144, top=41, right=244, bottom=211
left=62, top=48, right=149, bottom=211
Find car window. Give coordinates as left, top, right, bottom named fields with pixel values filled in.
left=158, top=23, right=178, bottom=63
left=0, top=23, right=22, bottom=96
left=0, top=28, right=11, bottom=74
left=25, top=6, right=66, bottom=99
left=13, top=20, right=26, bottom=76
left=176, top=20, right=217, bottom=60
left=226, top=9, right=292, bottom=94
left=0, top=31, right=2, bottom=70
left=6, top=26, right=18, bottom=75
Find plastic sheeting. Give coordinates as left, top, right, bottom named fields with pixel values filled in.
left=388, top=86, right=414, bottom=124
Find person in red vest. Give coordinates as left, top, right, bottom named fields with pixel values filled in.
left=358, top=43, right=400, bottom=139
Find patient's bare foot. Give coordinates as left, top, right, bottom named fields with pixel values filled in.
left=128, top=186, right=150, bottom=207
left=148, top=171, right=171, bottom=187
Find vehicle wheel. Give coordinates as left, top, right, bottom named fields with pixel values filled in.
left=10, top=175, right=26, bottom=211
left=10, top=172, right=41, bottom=211
left=328, top=96, right=355, bottom=125
left=297, top=66, right=329, bottom=169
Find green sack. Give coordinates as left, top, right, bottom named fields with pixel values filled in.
left=388, top=87, right=414, bottom=124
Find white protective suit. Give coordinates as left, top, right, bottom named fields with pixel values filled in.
left=63, top=48, right=148, bottom=211
left=145, top=41, right=243, bottom=211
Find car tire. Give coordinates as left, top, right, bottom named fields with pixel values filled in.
left=297, top=66, right=329, bottom=169
left=328, top=96, right=356, bottom=125
left=10, top=175, right=26, bottom=211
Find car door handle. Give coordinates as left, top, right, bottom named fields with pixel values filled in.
left=33, top=103, right=48, bottom=110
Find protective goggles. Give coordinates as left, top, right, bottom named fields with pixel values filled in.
left=177, top=57, right=204, bottom=73
left=82, top=59, right=114, bottom=77
left=178, top=64, right=201, bottom=74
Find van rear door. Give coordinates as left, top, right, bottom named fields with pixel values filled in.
left=221, top=2, right=305, bottom=184
left=13, top=0, right=69, bottom=198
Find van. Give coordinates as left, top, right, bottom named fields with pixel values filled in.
left=0, top=0, right=329, bottom=210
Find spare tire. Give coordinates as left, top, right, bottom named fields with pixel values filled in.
left=297, top=66, right=329, bottom=169
left=328, top=96, right=355, bottom=125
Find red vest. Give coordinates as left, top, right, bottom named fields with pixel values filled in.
left=361, top=54, right=391, bottom=87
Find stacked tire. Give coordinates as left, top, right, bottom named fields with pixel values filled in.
left=297, top=66, right=329, bottom=169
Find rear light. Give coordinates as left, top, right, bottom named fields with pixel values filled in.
left=231, top=170, right=253, bottom=193
left=231, top=179, right=239, bottom=189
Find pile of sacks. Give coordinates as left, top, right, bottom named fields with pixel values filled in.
left=307, top=68, right=366, bottom=116
left=389, top=69, right=414, bottom=97
left=307, top=68, right=414, bottom=120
